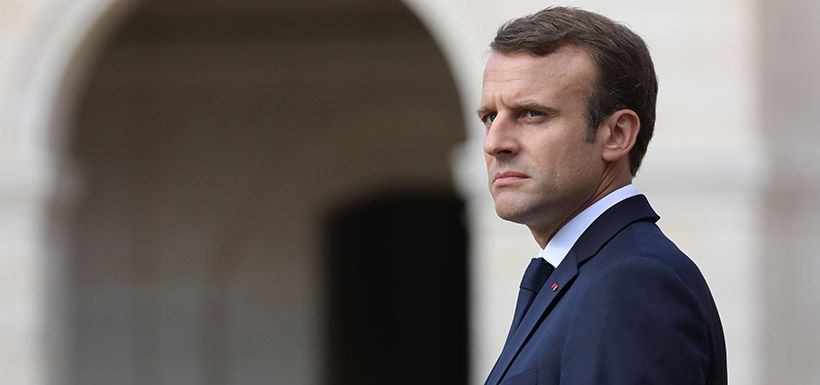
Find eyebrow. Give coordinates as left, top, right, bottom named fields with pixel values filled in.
left=515, top=101, right=559, bottom=115
left=475, top=106, right=492, bottom=118
left=476, top=101, right=560, bottom=118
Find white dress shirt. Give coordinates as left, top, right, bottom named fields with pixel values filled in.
left=536, top=184, right=640, bottom=268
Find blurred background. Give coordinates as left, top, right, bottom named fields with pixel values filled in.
left=1, top=0, right=818, bottom=384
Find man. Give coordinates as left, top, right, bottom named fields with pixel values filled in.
left=478, top=7, right=727, bottom=385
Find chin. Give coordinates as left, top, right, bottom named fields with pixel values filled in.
left=493, top=203, right=532, bottom=225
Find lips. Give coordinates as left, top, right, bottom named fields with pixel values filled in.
left=493, top=171, right=529, bottom=187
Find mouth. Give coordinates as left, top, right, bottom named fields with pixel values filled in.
left=492, top=171, right=529, bottom=187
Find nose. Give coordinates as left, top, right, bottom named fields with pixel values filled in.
left=483, top=116, right=519, bottom=158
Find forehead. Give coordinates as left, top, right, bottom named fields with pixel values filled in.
left=481, top=45, right=597, bottom=103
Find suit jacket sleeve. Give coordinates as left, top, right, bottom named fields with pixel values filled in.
left=560, top=256, right=710, bottom=385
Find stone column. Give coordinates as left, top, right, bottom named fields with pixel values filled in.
left=0, top=1, right=138, bottom=384
left=760, top=0, right=820, bottom=383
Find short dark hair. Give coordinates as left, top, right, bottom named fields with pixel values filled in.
left=491, top=7, right=658, bottom=175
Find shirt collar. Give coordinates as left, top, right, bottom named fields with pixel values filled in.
left=536, top=184, right=640, bottom=267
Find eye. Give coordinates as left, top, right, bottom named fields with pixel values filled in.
left=482, top=112, right=497, bottom=125
left=524, top=110, right=543, bottom=118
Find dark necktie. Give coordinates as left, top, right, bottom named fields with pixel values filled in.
left=506, top=257, right=554, bottom=340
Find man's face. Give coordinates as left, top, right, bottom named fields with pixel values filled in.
left=478, top=46, right=607, bottom=238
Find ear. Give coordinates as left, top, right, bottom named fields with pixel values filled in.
left=598, top=109, right=640, bottom=163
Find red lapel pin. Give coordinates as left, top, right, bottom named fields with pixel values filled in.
left=550, top=282, right=559, bottom=291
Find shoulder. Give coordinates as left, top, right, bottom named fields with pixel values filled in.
left=590, top=220, right=708, bottom=290
left=570, top=220, right=718, bottom=327
left=557, top=221, right=724, bottom=383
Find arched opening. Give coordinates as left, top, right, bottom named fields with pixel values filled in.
left=62, top=0, right=467, bottom=383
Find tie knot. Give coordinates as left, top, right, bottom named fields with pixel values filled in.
left=520, top=257, right=554, bottom=291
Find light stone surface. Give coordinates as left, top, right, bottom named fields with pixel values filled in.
left=3, top=0, right=816, bottom=384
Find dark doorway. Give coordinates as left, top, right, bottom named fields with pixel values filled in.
left=324, top=192, right=469, bottom=385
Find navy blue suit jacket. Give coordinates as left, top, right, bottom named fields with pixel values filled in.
left=485, top=195, right=727, bottom=385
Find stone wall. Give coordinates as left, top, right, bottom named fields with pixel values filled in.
left=4, top=0, right=817, bottom=384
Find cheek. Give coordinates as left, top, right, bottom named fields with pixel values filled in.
left=564, top=145, right=604, bottom=180
left=484, top=155, right=494, bottom=171
left=537, top=142, right=598, bottom=180
left=532, top=140, right=572, bottom=172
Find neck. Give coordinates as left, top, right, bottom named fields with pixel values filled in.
left=531, top=168, right=632, bottom=248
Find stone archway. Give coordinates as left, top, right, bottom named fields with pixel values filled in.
left=5, top=0, right=480, bottom=384
left=59, top=0, right=469, bottom=384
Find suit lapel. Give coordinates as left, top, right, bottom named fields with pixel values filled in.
left=485, top=255, right=578, bottom=385
left=486, top=195, right=660, bottom=385
left=572, top=195, right=659, bottom=265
